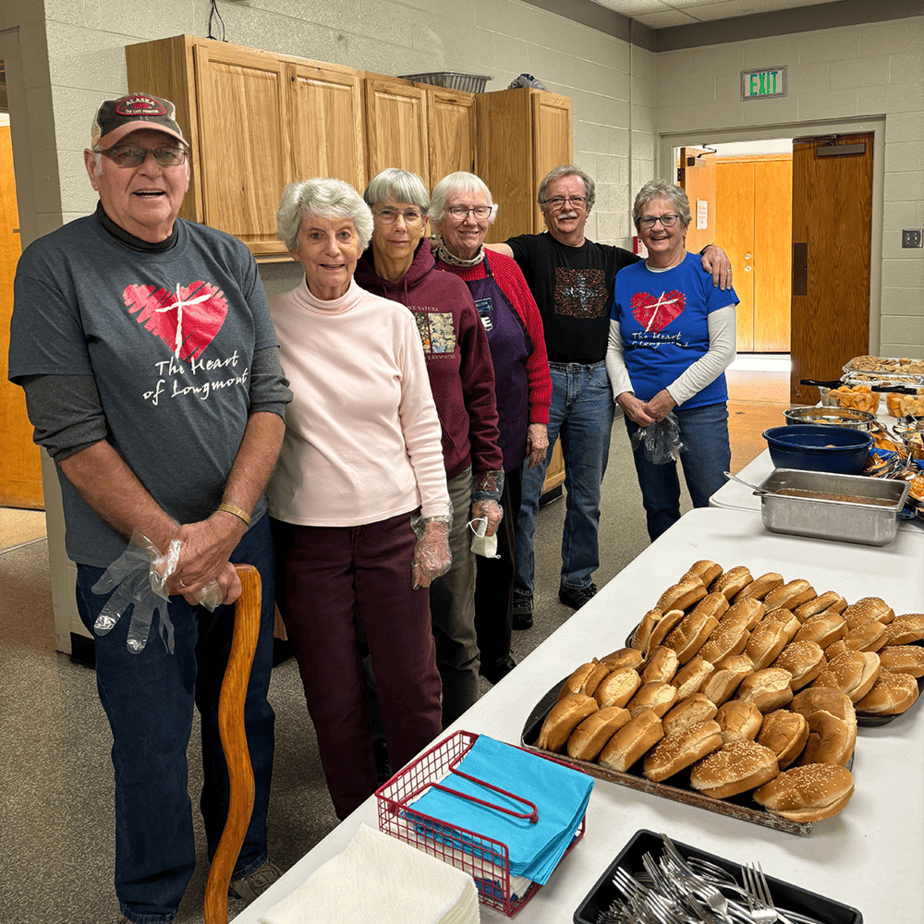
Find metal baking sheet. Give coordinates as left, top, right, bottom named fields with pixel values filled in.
left=758, top=469, right=909, bottom=546
left=520, top=678, right=815, bottom=837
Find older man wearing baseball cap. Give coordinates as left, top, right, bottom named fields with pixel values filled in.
left=8, top=92, right=292, bottom=923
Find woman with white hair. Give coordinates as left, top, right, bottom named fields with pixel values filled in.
left=429, top=171, right=552, bottom=683
left=355, top=168, right=504, bottom=723
left=607, top=178, right=738, bottom=541
left=268, top=177, right=450, bottom=819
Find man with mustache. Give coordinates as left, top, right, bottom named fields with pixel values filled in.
left=490, top=165, right=730, bottom=621
left=8, top=93, right=292, bottom=923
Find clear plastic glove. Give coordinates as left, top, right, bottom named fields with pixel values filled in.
left=410, top=515, right=452, bottom=589
left=470, top=498, right=503, bottom=537
left=468, top=516, right=500, bottom=559
left=630, top=412, right=687, bottom=465
left=472, top=469, right=504, bottom=502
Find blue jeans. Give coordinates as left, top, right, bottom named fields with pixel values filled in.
left=625, top=402, right=731, bottom=541
left=515, top=361, right=615, bottom=595
left=76, top=516, right=277, bottom=924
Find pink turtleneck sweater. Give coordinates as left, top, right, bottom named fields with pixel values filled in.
left=268, top=277, right=450, bottom=526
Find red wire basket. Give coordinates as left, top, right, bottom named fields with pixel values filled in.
left=375, top=730, right=586, bottom=917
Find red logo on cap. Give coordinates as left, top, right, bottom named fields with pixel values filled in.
left=116, top=95, right=167, bottom=117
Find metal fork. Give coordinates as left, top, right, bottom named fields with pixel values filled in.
left=742, top=861, right=801, bottom=924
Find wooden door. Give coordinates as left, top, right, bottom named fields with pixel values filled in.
left=288, top=63, right=365, bottom=191
left=476, top=89, right=534, bottom=244
left=193, top=43, right=290, bottom=257
left=790, top=133, right=873, bottom=404
left=0, top=124, right=43, bottom=508
left=363, top=77, right=429, bottom=184
left=530, top=90, right=572, bottom=233
left=678, top=147, right=716, bottom=256
left=715, top=160, right=756, bottom=351
left=425, top=86, right=475, bottom=188
left=753, top=158, right=792, bottom=352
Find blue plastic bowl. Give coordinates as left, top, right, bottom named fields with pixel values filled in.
left=762, top=425, right=873, bottom=475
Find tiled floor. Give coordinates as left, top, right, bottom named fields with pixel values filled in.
left=0, top=357, right=794, bottom=924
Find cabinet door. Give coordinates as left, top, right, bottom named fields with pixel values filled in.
left=288, top=63, right=365, bottom=192
left=426, top=87, right=475, bottom=188
left=193, top=44, right=290, bottom=257
left=530, top=91, right=572, bottom=232
left=364, top=78, right=429, bottom=184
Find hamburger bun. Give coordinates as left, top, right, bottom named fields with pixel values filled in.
left=772, top=640, right=827, bottom=690
left=598, top=708, right=665, bottom=773
left=690, top=592, right=730, bottom=622
left=657, top=581, right=708, bottom=614
left=671, top=655, right=716, bottom=698
left=536, top=693, right=598, bottom=752
left=647, top=609, right=688, bottom=653
left=689, top=739, right=779, bottom=799
left=764, top=579, right=816, bottom=613
left=757, top=710, right=809, bottom=769
left=627, top=681, right=680, bottom=718
left=557, top=659, right=611, bottom=700
left=733, top=572, right=784, bottom=603
left=715, top=699, right=763, bottom=744
left=594, top=667, right=643, bottom=708
left=600, top=647, right=647, bottom=672
left=665, top=611, right=720, bottom=664
left=699, top=618, right=750, bottom=665
left=795, top=591, right=847, bottom=622
left=722, top=597, right=765, bottom=631
left=812, top=651, right=881, bottom=703
left=643, top=720, right=724, bottom=782
left=842, top=620, right=888, bottom=653
left=883, top=614, right=924, bottom=646
left=736, top=667, right=794, bottom=712
left=855, top=671, right=920, bottom=716
left=843, top=597, right=894, bottom=628
left=566, top=706, right=632, bottom=761
left=799, top=710, right=856, bottom=766
left=709, top=566, right=753, bottom=601
left=631, top=608, right=662, bottom=651
left=640, top=646, right=680, bottom=684
left=790, top=687, right=857, bottom=728
left=681, top=560, right=724, bottom=587
left=753, top=763, right=854, bottom=822
left=879, top=645, right=924, bottom=678
left=700, top=654, right=754, bottom=706
left=823, top=639, right=849, bottom=660
left=662, top=692, right=719, bottom=737
left=746, top=619, right=795, bottom=670
left=794, top=611, right=848, bottom=649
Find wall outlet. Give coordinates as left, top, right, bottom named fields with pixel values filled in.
left=902, top=229, right=923, bottom=248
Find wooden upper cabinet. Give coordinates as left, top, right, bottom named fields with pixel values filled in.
left=193, top=43, right=290, bottom=257
left=363, top=77, right=429, bottom=184
left=425, top=86, right=476, bottom=187
left=476, top=88, right=572, bottom=243
left=288, top=62, right=365, bottom=191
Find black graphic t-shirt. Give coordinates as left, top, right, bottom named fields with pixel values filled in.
left=507, top=232, right=640, bottom=364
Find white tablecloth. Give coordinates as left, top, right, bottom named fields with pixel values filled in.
left=234, top=507, right=924, bottom=924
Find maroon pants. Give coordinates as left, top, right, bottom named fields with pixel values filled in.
left=271, top=513, right=442, bottom=818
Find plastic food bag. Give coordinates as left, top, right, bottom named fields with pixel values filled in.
left=630, top=413, right=686, bottom=465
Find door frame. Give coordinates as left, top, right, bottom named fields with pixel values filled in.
left=657, top=117, right=885, bottom=355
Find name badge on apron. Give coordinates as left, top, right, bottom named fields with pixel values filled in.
left=474, top=296, right=494, bottom=331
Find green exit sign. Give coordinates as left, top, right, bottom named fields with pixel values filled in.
left=741, top=66, right=787, bottom=100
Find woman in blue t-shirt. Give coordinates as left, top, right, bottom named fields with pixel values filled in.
left=606, top=179, right=739, bottom=540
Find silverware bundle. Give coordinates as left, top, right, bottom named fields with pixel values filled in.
left=596, top=833, right=821, bottom=924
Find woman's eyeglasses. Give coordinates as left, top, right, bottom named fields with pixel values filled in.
left=99, top=146, right=188, bottom=167
left=374, top=207, right=424, bottom=225
left=446, top=205, right=493, bottom=220
left=639, top=214, right=680, bottom=228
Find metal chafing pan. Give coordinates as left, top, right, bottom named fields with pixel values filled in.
left=758, top=469, right=910, bottom=546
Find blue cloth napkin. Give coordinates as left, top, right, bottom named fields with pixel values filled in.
left=408, top=735, right=593, bottom=884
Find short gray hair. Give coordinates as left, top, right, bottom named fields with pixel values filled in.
left=363, top=168, right=430, bottom=211
left=276, top=178, right=373, bottom=251
left=633, top=179, right=691, bottom=227
left=430, top=172, right=496, bottom=223
left=537, top=165, right=595, bottom=212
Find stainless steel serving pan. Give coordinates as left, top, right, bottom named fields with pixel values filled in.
left=757, top=468, right=910, bottom=546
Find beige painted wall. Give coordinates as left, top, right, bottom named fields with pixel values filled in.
left=653, top=15, right=924, bottom=357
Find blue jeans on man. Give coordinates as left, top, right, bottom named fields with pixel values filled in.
left=625, top=401, right=731, bottom=541
left=515, top=361, right=615, bottom=600
left=75, top=515, right=277, bottom=924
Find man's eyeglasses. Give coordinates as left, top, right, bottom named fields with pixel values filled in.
left=446, top=205, right=494, bottom=220
left=639, top=214, right=681, bottom=228
left=99, top=146, right=188, bottom=168
left=542, top=195, right=587, bottom=209
left=374, top=207, right=424, bottom=225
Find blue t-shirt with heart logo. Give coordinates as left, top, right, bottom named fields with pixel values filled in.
left=611, top=252, right=737, bottom=411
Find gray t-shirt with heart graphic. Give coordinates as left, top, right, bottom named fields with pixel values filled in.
left=10, top=214, right=282, bottom=566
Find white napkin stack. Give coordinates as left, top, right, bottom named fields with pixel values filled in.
left=258, top=823, right=480, bottom=924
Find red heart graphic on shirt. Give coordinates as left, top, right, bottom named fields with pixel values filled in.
left=631, top=290, right=685, bottom=333
left=123, top=282, right=229, bottom=361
